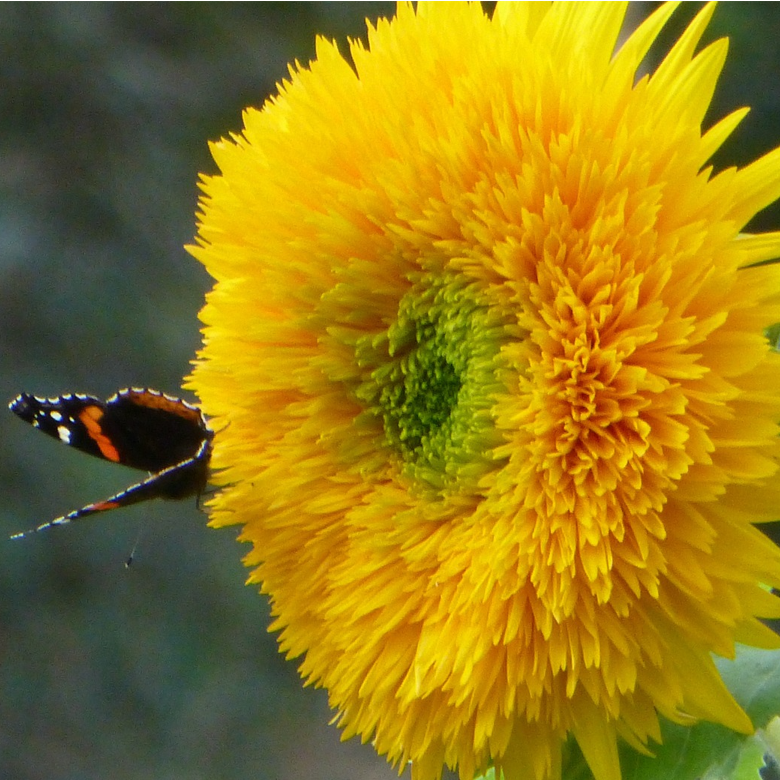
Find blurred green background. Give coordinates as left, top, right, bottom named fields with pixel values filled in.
left=1, top=4, right=779, bottom=780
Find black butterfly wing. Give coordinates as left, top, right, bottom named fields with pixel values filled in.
left=9, top=389, right=209, bottom=472
left=10, top=392, right=117, bottom=462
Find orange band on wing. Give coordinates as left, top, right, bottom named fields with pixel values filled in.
left=87, top=500, right=120, bottom=511
left=79, top=406, right=121, bottom=462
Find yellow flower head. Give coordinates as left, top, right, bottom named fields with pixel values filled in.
left=189, top=3, right=780, bottom=780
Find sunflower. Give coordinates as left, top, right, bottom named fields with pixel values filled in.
left=188, top=3, right=780, bottom=780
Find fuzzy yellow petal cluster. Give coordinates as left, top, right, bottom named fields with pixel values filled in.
left=189, top=4, right=780, bottom=780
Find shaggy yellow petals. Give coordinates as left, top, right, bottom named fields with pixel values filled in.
left=189, top=4, right=780, bottom=780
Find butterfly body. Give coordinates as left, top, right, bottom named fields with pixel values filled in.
left=9, top=388, right=212, bottom=536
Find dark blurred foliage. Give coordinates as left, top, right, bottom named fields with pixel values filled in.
left=1, top=4, right=779, bottom=780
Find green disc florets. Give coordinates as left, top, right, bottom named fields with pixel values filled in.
left=355, top=274, right=513, bottom=493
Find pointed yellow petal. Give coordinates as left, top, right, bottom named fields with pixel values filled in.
left=571, top=700, right=621, bottom=780
left=610, top=2, right=679, bottom=82
left=652, top=39, right=728, bottom=128
left=537, top=2, right=627, bottom=80
left=649, top=2, right=717, bottom=92
left=730, top=146, right=780, bottom=228
left=699, top=108, right=749, bottom=167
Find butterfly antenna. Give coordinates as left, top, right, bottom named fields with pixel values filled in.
left=125, top=524, right=146, bottom=568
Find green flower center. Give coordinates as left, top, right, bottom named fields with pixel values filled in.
left=379, top=317, right=462, bottom=456
left=354, top=275, right=514, bottom=492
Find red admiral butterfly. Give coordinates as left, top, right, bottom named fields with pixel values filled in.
left=9, top=388, right=213, bottom=539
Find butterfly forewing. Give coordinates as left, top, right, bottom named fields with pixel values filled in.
left=10, top=389, right=208, bottom=472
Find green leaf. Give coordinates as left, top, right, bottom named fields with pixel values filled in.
left=729, top=733, right=769, bottom=780
left=718, top=647, right=780, bottom=728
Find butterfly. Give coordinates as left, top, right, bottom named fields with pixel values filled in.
left=9, top=388, right=213, bottom=539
